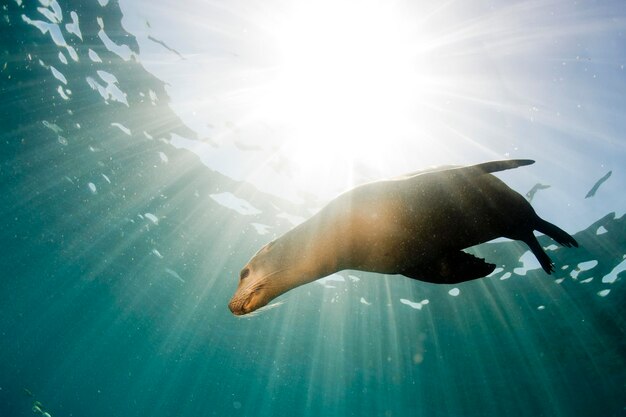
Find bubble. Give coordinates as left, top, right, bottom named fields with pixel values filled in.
left=144, top=213, right=158, bottom=224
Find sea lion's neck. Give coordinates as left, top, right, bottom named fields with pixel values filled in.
left=277, top=213, right=345, bottom=286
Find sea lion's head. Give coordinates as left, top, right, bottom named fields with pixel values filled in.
left=228, top=241, right=289, bottom=316
left=228, top=220, right=340, bottom=316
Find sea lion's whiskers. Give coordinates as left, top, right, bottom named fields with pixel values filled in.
left=244, top=269, right=291, bottom=294
left=259, top=268, right=291, bottom=281
left=244, top=269, right=293, bottom=293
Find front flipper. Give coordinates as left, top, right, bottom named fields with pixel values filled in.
left=402, top=251, right=496, bottom=284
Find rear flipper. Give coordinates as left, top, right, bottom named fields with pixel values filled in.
left=521, top=232, right=555, bottom=274
left=535, top=218, right=578, bottom=248
left=402, top=251, right=496, bottom=284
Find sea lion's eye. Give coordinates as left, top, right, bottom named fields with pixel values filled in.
left=240, top=268, right=250, bottom=280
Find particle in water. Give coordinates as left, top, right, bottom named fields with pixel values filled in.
left=144, top=213, right=158, bottom=224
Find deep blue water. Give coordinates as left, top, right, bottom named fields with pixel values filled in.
left=1, top=1, right=625, bottom=417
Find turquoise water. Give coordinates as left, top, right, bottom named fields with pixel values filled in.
left=1, top=1, right=625, bottom=416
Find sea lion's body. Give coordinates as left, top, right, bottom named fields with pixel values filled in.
left=228, top=160, right=578, bottom=315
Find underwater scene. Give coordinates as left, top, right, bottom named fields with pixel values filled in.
left=1, top=0, right=625, bottom=416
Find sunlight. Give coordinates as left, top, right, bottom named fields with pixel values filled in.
left=257, top=0, right=432, bottom=185
left=121, top=0, right=626, bottom=204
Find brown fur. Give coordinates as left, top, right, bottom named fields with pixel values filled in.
left=228, top=160, right=577, bottom=315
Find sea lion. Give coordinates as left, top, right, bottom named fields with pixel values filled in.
left=228, top=159, right=578, bottom=316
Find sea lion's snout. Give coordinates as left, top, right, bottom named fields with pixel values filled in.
left=228, top=290, right=252, bottom=316
left=229, top=277, right=263, bottom=316
left=228, top=298, right=244, bottom=315
left=228, top=264, right=257, bottom=316
left=228, top=291, right=263, bottom=316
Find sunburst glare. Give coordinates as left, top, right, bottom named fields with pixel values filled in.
left=247, top=0, right=447, bottom=195
left=261, top=1, right=420, bottom=158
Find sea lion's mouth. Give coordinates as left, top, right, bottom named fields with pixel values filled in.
left=231, top=308, right=247, bottom=316
left=229, top=287, right=262, bottom=316
left=228, top=297, right=250, bottom=316
left=229, top=297, right=262, bottom=316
